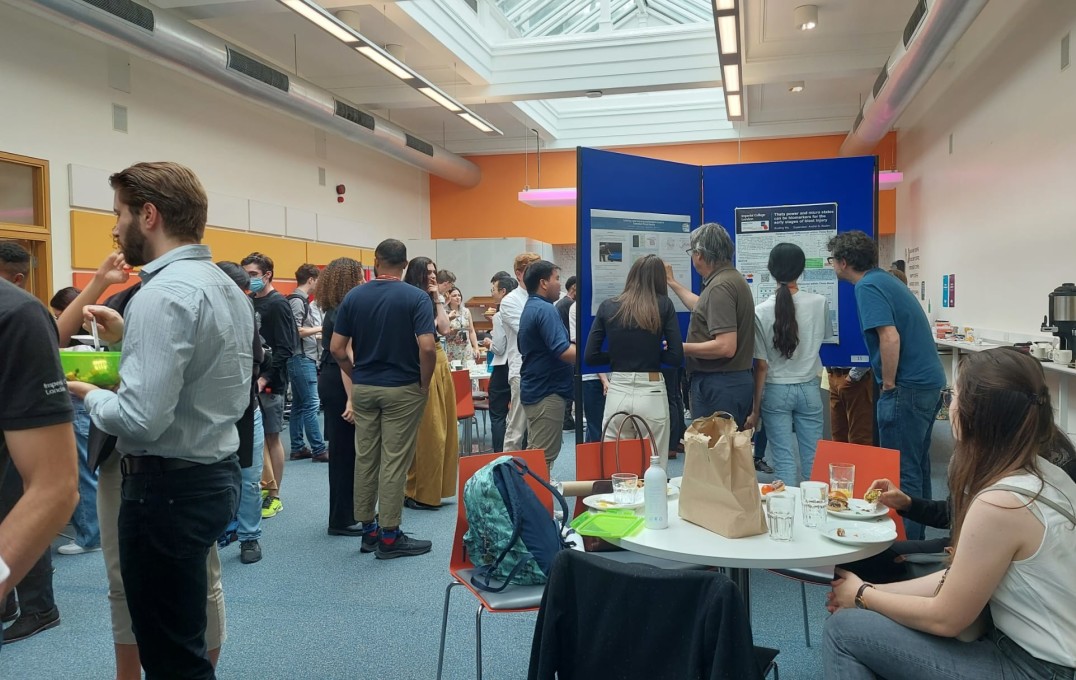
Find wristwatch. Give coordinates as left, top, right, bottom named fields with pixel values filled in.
left=855, top=583, right=875, bottom=610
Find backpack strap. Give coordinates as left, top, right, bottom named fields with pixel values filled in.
left=471, top=460, right=533, bottom=593
left=988, top=483, right=1076, bottom=526
left=287, top=292, right=311, bottom=326
left=511, top=457, right=572, bottom=538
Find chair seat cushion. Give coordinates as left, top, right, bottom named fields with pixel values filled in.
left=453, top=568, right=546, bottom=610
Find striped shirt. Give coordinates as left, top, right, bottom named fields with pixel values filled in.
left=86, top=244, right=254, bottom=464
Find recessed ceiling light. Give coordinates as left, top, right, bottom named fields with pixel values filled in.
left=789, top=81, right=805, bottom=92
left=795, top=5, right=818, bottom=31
left=713, top=0, right=735, bottom=10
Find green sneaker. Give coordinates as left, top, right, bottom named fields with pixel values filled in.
left=261, top=496, right=283, bottom=519
left=261, top=488, right=269, bottom=501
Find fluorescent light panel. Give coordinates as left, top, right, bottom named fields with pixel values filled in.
left=282, top=0, right=358, bottom=44
left=459, top=112, right=493, bottom=133
left=713, top=0, right=736, bottom=10
left=418, top=86, right=462, bottom=112
left=356, top=45, right=415, bottom=80
left=726, top=93, right=742, bottom=118
left=717, top=15, right=738, bottom=54
left=722, top=64, right=740, bottom=93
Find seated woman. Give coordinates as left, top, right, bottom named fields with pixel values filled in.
left=824, top=347, right=1076, bottom=679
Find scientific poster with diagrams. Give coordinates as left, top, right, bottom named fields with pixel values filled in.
left=735, top=203, right=840, bottom=342
left=589, top=209, right=694, bottom=315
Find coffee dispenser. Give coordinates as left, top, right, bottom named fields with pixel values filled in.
left=1041, top=282, right=1076, bottom=351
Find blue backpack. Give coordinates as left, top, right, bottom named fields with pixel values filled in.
left=463, top=456, right=571, bottom=592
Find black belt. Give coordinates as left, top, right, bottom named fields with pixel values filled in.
left=120, top=455, right=202, bottom=476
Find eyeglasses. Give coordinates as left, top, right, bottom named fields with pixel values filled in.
left=826, top=256, right=835, bottom=265
left=685, top=248, right=696, bottom=256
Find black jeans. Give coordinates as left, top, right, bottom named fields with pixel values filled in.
left=0, top=461, right=55, bottom=617
left=319, top=363, right=357, bottom=528
left=488, top=365, right=510, bottom=453
left=119, top=456, right=240, bottom=680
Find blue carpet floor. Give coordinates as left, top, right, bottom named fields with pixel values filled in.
left=1, top=410, right=955, bottom=679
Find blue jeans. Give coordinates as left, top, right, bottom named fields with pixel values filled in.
left=824, top=609, right=1074, bottom=680
left=876, top=385, right=942, bottom=540
left=237, top=406, right=265, bottom=542
left=581, top=379, right=607, bottom=443
left=287, top=355, right=326, bottom=456
left=71, top=397, right=101, bottom=549
left=761, top=380, right=824, bottom=486
left=689, top=370, right=754, bottom=424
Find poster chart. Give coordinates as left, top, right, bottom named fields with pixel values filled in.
left=589, top=209, right=694, bottom=315
left=734, top=203, right=840, bottom=341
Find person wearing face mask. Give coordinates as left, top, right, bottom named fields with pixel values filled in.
left=240, top=253, right=299, bottom=520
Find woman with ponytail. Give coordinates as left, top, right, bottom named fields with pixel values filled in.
left=824, top=347, right=1076, bottom=680
left=747, top=243, right=830, bottom=485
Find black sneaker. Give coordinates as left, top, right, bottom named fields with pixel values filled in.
left=1, top=593, right=18, bottom=624
left=375, top=532, right=432, bottom=560
left=4, top=607, right=60, bottom=643
left=754, top=459, right=775, bottom=474
left=404, top=496, right=440, bottom=511
left=240, top=540, right=262, bottom=564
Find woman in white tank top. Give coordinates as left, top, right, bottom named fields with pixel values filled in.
left=822, top=347, right=1076, bottom=680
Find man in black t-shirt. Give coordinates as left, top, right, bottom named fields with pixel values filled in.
left=0, top=279, right=79, bottom=647
left=241, top=253, right=298, bottom=519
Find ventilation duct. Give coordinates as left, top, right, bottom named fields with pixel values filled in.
left=840, top=0, right=987, bottom=157
left=6, top=0, right=481, bottom=187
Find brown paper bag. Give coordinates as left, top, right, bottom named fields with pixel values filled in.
left=678, top=412, right=767, bottom=538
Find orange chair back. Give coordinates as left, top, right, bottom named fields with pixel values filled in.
left=811, top=440, right=906, bottom=540
left=451, top=450, right=551, bottom=575
left=451, top=369, right=475, bottom=420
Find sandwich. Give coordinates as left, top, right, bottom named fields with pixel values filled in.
left=827, top=492, right=849, bottom=512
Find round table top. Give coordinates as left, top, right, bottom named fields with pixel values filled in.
left=616, top=487, right=895, bottom=569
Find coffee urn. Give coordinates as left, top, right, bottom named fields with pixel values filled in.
left=1041, top=282, right=1076, bottom=351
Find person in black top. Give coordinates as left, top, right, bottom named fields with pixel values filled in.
left=555, top=276, right=578, bottom=430
left=585, top=255, right=684, bottom=469
left=242, top=252, right=298, bottom=519
left=0, top=278, right=79, bottom=648
left=314, top=257, right=365, bottom=536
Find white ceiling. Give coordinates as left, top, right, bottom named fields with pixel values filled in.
left=160, top=0, right=922, bottom=154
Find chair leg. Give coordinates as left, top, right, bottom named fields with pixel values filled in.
left=475, top=604, right=485, bottom=680
left=800, top=581, right=811, bottom=647
left=436, top=582, right=461, bottom=680
left=772, top=661, right=779, bottom=680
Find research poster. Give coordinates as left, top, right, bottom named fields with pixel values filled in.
left=589, top=209, right=694, bottom=315
left=735, top=203, right=840, bottom=342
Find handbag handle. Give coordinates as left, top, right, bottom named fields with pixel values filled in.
left=596, top=410, right=659, bottom=477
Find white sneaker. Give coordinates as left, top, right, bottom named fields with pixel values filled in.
left=57, top=542, right=101, bottom=555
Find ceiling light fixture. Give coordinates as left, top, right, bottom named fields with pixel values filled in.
left=788, top=81, right=805, bottom=92
left=711, top=0, right=744, bottom=121
left=277, top=0, right=502, bottom=135
left=795, top=5, right=818, bottom=31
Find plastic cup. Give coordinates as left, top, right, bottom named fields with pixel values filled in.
left=829, top=463, right=855, bottom=501
left=767, top=494, right=795, bottom=541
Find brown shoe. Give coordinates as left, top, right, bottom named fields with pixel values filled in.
left=290, top=448, right=312, bottom=461
left=311, top=452, right=329, bottom=463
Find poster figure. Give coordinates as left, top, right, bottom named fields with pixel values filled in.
left=735, top=203, right=840, bottom=342
left=589, top=209, right=693, bottom=314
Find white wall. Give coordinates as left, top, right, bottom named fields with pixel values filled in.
left=0, top=4, right=430, bottom=288
left=895, top=0, right=1076, bottom=335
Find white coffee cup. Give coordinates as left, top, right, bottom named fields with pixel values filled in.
left=1052, top=348, right=1072, bottom=365
left=1031, top=345, right=1050, bottom=360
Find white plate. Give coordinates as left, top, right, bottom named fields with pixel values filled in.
left=823, top=522, right=897, bottom=545
left=758, top=483, right=788, bottom=504
left=827, top=499, right=889, bottom=519
left=582, top=485, right=679, bottom=511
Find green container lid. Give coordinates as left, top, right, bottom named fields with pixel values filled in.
left=570, top=509, right=644, bottom=540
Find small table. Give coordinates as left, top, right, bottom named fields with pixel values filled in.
left=615, top=488, right=894, bottom=618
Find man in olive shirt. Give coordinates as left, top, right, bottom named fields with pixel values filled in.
left=667, top=223, right=769, bottom=469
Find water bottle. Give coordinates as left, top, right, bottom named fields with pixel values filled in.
left=486, top=349, right=495, bottom=374
left=643, top=454, right=668, bottom=530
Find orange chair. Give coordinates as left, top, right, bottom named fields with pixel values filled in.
left=435, top=450, right=551, bottom=680
left=773, top=440, right=903, bottom=647
left=451, top=369, right=479, bottom=455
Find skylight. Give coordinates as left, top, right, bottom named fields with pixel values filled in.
left=493, top=0, right=710, bottom=38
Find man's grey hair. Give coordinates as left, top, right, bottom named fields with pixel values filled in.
left=689, top=223, right=734, bottom=265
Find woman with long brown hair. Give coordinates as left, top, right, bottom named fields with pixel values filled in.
left=402, top=256, right=457, bottom=510
left=584, top=254, right=683, bottom=468
left=746, top=242, right=830, bottom=485
left=315, top=257, right=365, bottom=535
left=824, top=348, right=1076, bottom=679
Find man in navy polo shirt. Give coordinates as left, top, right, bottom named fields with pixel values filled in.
left=518, top=260, right=576, bottom=473
left=828, top=230, right=944, bottom=540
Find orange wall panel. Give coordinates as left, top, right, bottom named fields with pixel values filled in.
left=878, top=190, right=896, bottom=236
left=430, top=132, right=899, bottom=244
left=70, top=211, right=118, bottom=270
left=306, top=242, right=371, bottom=266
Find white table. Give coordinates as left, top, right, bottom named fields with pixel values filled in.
left=614, top=488, right=894, bottom=617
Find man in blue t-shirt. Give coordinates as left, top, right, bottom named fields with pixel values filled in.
left=330, top=239, right=437, bottom=559
left=829, top=231, right=945, bottom=540
left=518, top=260, right=575, bottom=473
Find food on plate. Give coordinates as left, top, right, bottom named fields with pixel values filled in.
left=827, top=492, right=849, bottom=512
left=864, top=488, right=882, bottom=505
left=836, top=527, right=846, bottom=537
left=760, top=479, right=786, bottom=496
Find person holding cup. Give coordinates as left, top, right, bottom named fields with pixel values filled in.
left=445, top=286, right=479, bottom=365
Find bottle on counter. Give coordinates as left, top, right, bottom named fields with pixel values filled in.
left=643, top=454, right=668, bottom=530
